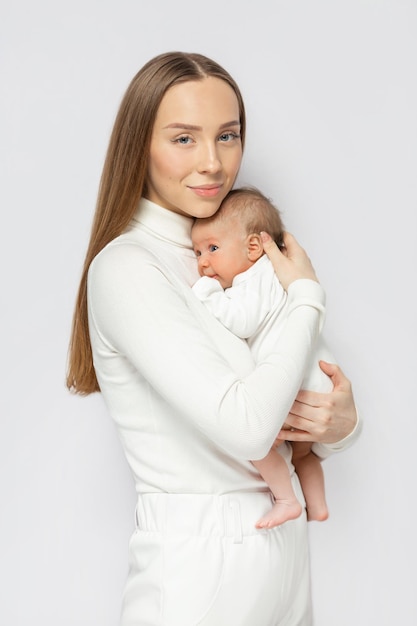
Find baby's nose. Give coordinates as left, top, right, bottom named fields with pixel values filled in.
left=197, top=255, right=209, bottom=275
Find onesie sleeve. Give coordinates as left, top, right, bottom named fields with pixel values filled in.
left=88, top=243, right=326, bottom=461
left=192, top=275, right=271, bottom=338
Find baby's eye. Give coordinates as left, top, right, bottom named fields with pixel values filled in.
left=209, top=245, right=219, bottom=252
left=194, top=250, right=201, bottom=257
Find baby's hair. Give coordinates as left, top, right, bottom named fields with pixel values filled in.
left=215, top=186, right=285, bottom=249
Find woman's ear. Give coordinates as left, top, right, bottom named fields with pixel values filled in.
left=246, top=234, right=264, bottom=262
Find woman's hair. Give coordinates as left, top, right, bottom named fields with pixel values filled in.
left=208, top=186, right=285, bottom=249
left=66, top=51, right=246, bottom=395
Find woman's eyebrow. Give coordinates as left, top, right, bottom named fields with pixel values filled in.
left=163, top=120, right=240, bottom=131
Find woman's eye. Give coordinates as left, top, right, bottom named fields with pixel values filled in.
left=174, top=135, right=193, bottom=145
left=218, top=132, right=240, bottom=142
left=209, top=245, right=219, bottom=252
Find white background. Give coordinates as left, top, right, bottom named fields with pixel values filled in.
left=1, top=1, right=416, bottom=624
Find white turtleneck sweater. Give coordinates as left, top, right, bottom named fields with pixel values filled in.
left=87, top=198, right=359, bottom=496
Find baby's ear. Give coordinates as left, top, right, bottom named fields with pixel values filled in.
left=247, top=234, right=264, bottom=261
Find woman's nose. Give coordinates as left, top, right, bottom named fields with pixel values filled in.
left=197, top=143, right=222, bottom=174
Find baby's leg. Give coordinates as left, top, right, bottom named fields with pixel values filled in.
left=252, top=448, right=302, bottom=528
left=292, top=443, right=328, bottom=521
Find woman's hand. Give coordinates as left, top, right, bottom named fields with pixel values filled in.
left=277, top=362, right=358, bottom=444
left=261, top=231, right=318, bottom=291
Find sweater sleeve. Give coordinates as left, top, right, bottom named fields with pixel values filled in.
left=88, top=243, right=326, bottom=461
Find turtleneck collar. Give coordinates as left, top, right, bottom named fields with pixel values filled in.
left=130, top=198, right=194, bottom=249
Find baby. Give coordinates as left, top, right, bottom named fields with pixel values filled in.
left=191, top=186, right=333, bottom=528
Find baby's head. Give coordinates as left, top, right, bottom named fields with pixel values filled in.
left=191, top=186, right=285, bottom=289
left=217, top=187, right=285, bottom=249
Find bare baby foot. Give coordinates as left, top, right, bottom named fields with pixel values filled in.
left=255, top=499, right=303, bottom=529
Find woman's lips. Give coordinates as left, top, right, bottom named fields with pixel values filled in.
left=189, top=184, right=222, bottom=198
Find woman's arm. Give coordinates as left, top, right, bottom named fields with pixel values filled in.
left=88, top=240, right=324, bottom=461
left=277, top=361, right=361, bottom=454
left=262, top=233, right=361, bottom=450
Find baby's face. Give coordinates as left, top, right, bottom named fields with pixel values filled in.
left=191, top=218, right=252, bottom=289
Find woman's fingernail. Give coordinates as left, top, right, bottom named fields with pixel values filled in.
left=260, top=231, right=271, bottom=242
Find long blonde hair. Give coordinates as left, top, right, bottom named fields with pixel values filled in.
left=66, top=51, right=246, bottom=395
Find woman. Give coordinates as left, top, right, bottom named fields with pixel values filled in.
left=67, top=51, right=360, bottom=625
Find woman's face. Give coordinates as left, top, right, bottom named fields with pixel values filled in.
left=146, top=77, right=243, bottom=219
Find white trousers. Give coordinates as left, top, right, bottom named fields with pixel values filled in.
left=121, top=483, right=312, bottom=626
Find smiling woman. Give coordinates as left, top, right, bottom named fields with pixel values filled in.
left=147, top=77, right=242, bottom=216
left=66, top=51, right=360, bottom=626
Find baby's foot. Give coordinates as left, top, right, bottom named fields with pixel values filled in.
left=306, top=502, right=329, bottom=522
left=255, top=499, right=303, bottom=529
